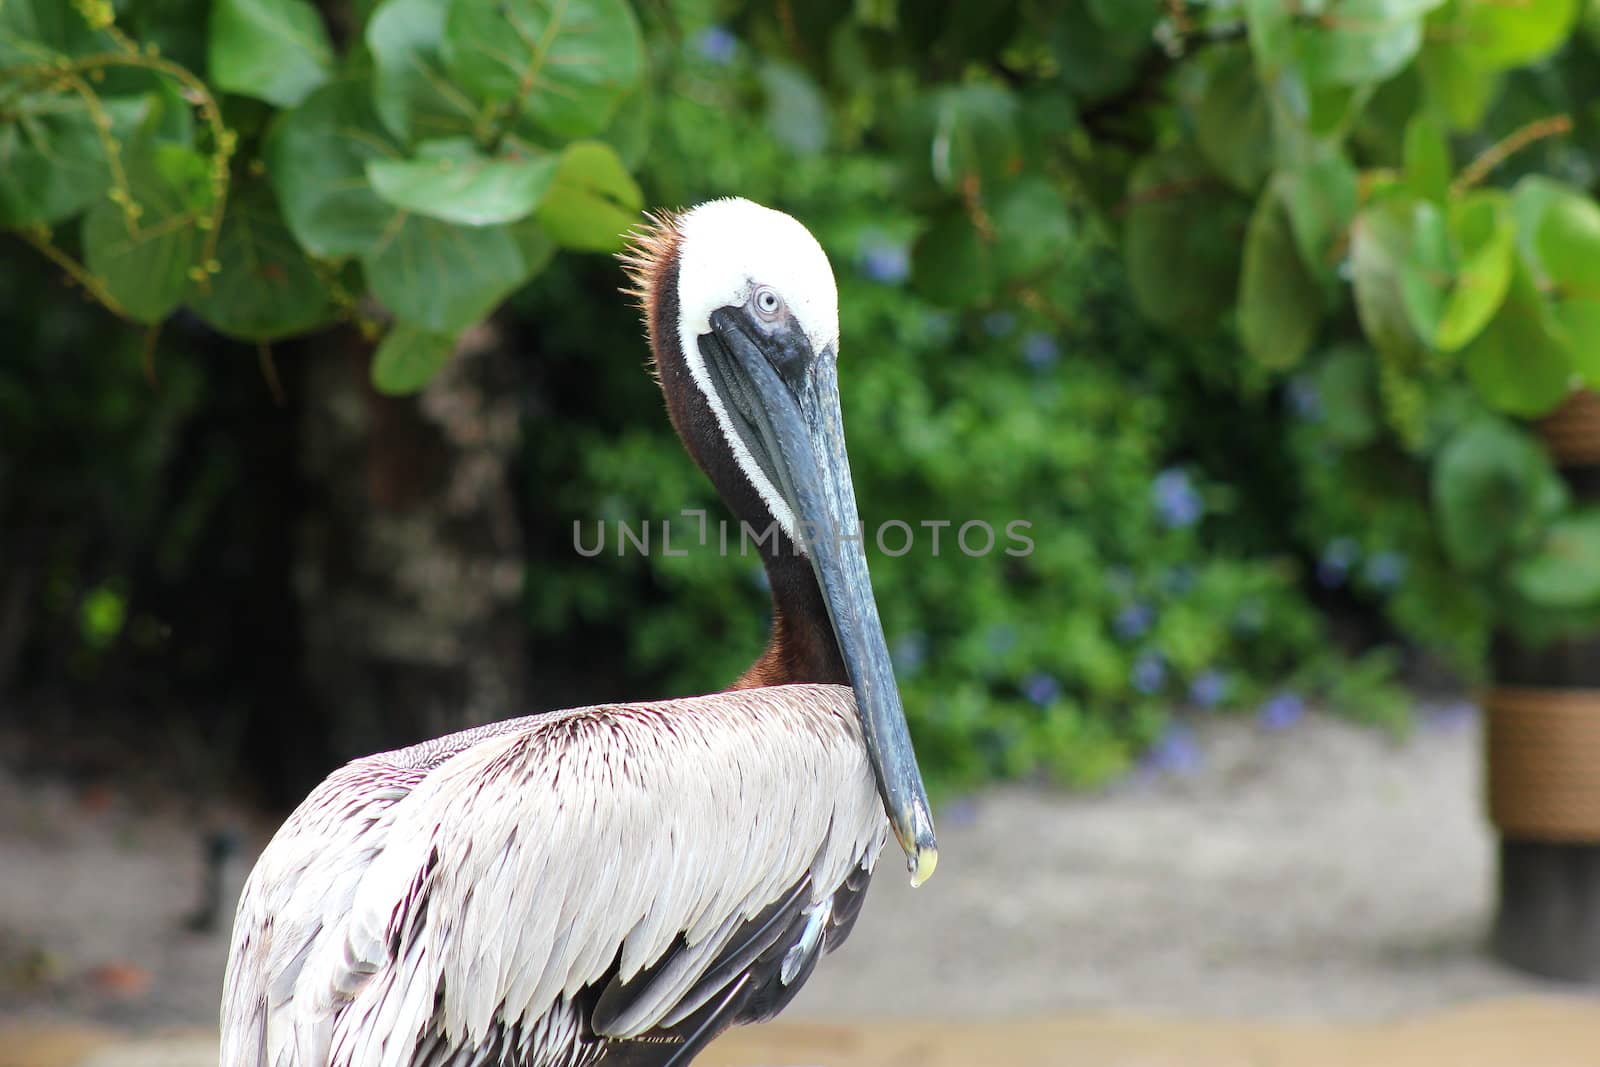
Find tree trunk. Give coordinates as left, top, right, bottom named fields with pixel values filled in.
left=294, top=324, right=528, bottom=763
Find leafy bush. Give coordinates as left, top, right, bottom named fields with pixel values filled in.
left=0, top=0, right=649, bottom=385
left=30, top=1, right=1592, bottom=792
left=516, top=47, right=1403, bottom=794
left=700, top=0, right=1600, bottom=666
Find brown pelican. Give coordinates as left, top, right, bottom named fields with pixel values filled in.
left=221, top=197, right=939, bottom=1067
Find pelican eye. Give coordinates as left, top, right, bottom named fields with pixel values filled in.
left=753, top=286, right=783, bottom=321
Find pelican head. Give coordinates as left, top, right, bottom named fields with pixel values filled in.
left=622, top=198, right=937, bottom=886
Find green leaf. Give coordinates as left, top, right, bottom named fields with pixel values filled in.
left=1402, top=114, right=1451, bottom=202
left=265, top=79, right=404, bottom=259
left=371, top=323, right=456, bottom=394
left=1447, top=0, right=1578, bottom=70
left=1122, top=148, right=1248, bottom=331
left=1239, top=188, right=1322, bottom=370
left=1534, top=190, right=1600, bottom=384
left=1398, top=200, right=1454, bottom=344
left=1513, top=510, right=1600, bottom=608
left=1180, top=44, right=1273, bottom=194
left=81, top=142, right=212, bottom=323
left=207, top=0, right=334, bottom=107
left=760, top=61, right=829, bottom=156
left=1351, top=194, right=1429, bottom=366
left=533, top=140, right=642, bottom=252
left=508, top=217, right=557, bottom=280
left=599, top=84, right=651, bottom=169
left=992, top=177, right=1073, bottom=283
left=1087, top=0, right=1158, bottom=36
left=1275, top=152, right=1358, bottom=277
left=366, top=0, right=481, bottom=143
left=367, top=138, right=557, bottom=226
left=1433, top=415, right=1566, bottom=571
left=1291, top=0, right=1445, bottom=87
left=1245, top=0, right=1295, bottom=72
left=0, top=91, right=107, bottom=226
left=0, top=0, right=112, bottom=65
left=442, top=0, right=645, bottom=139
left=926, top=84, right=1021, bottom=193
left=103, top=79, right=196, bottom=150
left=1399, top=191, right=1513, bottom=351
left=1417, top=39, right=1499, bottom=130
left=1051, top=2, right=1147, bottom=102
left=912, top=210, right=996, bottom=308
left=1309, top=345, right=1381, bottom=447
left=1512, top=175, right=1579, bottom=268
left=185, top=181, right=335, bottom=341
left=1438, top=192, right=1514, bottom=349
left=363, top=213, right=526, bottom=332
left=1461, top=258, right=1573, bottom=416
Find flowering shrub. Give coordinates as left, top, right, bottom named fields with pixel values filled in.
left=513, top=50, right=1406, bottom=793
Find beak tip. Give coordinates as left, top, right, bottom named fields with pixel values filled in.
left=907, top=842, right=938, bottom=888
left=896, top=800, right=938, bottom=887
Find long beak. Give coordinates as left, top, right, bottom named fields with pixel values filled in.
left=704, top=308, right=938, bottom=886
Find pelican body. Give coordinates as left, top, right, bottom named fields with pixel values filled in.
left=222, top=199, right=938, bottom=1067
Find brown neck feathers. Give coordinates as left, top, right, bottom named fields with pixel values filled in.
left=620, top=215, right=847, bottom=692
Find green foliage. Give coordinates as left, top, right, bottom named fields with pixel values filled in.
left=207, top=0, right=334, bottom=107
left=515, top=47, right=1395, bottom=796
left=366, top=138, right=559, bottom=227
left=534, top=141, right=644, bottom=251
left=657, top=0, right=1600, bottom=664
left=1432, top=417, right=1566, bottom=572
left=371, top=323, right=454, bottom=395
left=1239, top=186, right=1322, bottom=369
left=15, top=0, right=1600, bottom=791
left=0, top=0, right=648, bottom=392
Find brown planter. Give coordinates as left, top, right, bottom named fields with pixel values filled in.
left=1488, top=390, right=1600, bottom=981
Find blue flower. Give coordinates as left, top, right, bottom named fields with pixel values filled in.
left=1022, top=672, right=1062, bottom=708
left=1258, top=690, right=1306, bottom=730
left=1317, top=537, right=1359, bottom=589
left=749, top=565, right=770, bottom=593
left=983, top=310, right=1016, bottom=337
left=858, top=236, right=909, bottom=285
left=1145, top=722, right=1202, bottom=775
left=1152, top=468, right=1203, bottom=528
left=1114, top=600, right=1155, bottom=641
left=892, top=632, right=928, bottom=676
left=1364, top=550, right=1408, bottom=591
left=1189, top=669, right=1227, bottom=709
left=1425, top=699, right=1475, bottom=732
left=1287, top=377, right=1322, bottom=421
left=1021, top=331, right=1059, bottom=370
left=1131, top=651, right=1167, bottom=695
left=696, top=26, right=737, bottom=64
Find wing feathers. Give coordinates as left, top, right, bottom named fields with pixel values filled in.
left=223, top=684, right=889, bottom=1067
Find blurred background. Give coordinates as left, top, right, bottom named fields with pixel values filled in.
left=6, top=0, right=1600, bottom=1064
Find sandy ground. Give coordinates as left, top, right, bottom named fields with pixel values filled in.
left=1, top=700, right=1595, bottom=1065
left=9, top=999, right=1600, bottom=1067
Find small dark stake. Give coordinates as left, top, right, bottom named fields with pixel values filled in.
left=1494, top=840, right=1600, bottom=981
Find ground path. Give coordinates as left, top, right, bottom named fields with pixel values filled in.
left=4, top=702, right=1598, bottom=1064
